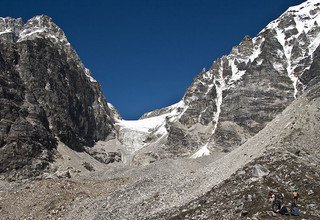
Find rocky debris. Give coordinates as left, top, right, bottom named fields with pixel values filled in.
left=266, top=211, right=277, bottom=217
left=0, top=71, right=319, bottom=219
left=0, top=15, right=117, bottom=178
left=132, top=151, right=160, bottom=166
left=0, top=176, right=128, bottom=220
left=252, top=164, right=270, bottom=178
left=155, top=152, right=320, bottom=220
left=146, top=73, right=320, bottom=220
left=85, top=147, right=122, bottom=165
left=56, top=76, right=319, bottom=220
left=308, top=190, right=314, bottom=195
left=82, top=162, right=95, bottom=171
left=54, top=170, right=71, bottom=179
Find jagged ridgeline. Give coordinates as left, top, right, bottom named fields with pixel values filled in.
left=118, top=0, right=320, bottom=164
left=0, top=16, right=117, bottom=178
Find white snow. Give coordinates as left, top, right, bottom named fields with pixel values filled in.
left=229, top=70, right=246, bottom=84
left=191, top=144, right=210, bottom=158
left=213, top=60, right=226, bottom=128
left=273, top=62, right=285, bottom=72
left=192, top=0, right=320, bottom=158
left=309, top=32, right=320, bottom=56
left=275, top=25, right=299, bottom=97
left=107, top=102, right=115, bottom=109
left=118, top=115, right=167, bottom=133
left=0, top=29, right=13, bottom=35
left=202, top=70, right=212, bottom=79
left=17, top=28, right=46, bottom=42
left=226, top=37, right=263, bottom=86
left=192, top=35, right=263, bottom=159
left=17, top=27, right=63, bottom=43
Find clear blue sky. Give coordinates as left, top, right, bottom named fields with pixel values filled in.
left=1, top=0, right=305, bottom=119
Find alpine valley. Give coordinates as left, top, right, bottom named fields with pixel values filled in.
left=0, top=0, right=320, bottom=219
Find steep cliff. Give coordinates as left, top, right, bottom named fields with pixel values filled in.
left=0, top=16, right=117, bottom=178
left=121, top=0, right=320, bottom=162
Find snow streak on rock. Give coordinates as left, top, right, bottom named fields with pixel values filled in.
left=263, top=0, right=320, bottom=98
left=212, top=61, right=226, bottom=134
left=191, top=0, right=320, bottom=158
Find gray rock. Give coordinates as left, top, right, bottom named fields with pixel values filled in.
left=307, top=204, right=317, bottom=210
left=252, top=164, right=270, bottom=178
left=308, top=189, right=314, bottom=195
left=266, top=211, right=277, bottom=217
left=0, top=16, right=117, bottom=179
left=55, top=170, right=71, bottom=179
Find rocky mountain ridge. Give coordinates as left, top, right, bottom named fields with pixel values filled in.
left=116, top=0, right=320, bottom=164
left=0, top=15, right=116, bottom=179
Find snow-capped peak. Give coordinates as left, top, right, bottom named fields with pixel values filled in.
left=18, top=15, right=68, bottom=43
left=0, top=15, right=68, bottom=43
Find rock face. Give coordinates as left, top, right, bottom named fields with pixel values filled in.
left=0, top=16, right=116, bottom=178
left=122, top=0, right=320, bottom=161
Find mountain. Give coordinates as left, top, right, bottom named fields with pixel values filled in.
left=0, top=15, right=117, bottom=179
left=115, top=0, right=320, bottom=165
left=0, top=0, right=320, bottom=219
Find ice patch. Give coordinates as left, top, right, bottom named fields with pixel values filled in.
left=117, top=116, right=167, bottom=153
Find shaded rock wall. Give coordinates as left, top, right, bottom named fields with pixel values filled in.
left=0, top=16, right=116, bottom=178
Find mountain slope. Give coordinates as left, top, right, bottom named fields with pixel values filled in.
left=0, top=16, right=117, bottom=179
left=152, top=74, right=320, bottom=220
left=116, top=0, right=320, bottom=163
